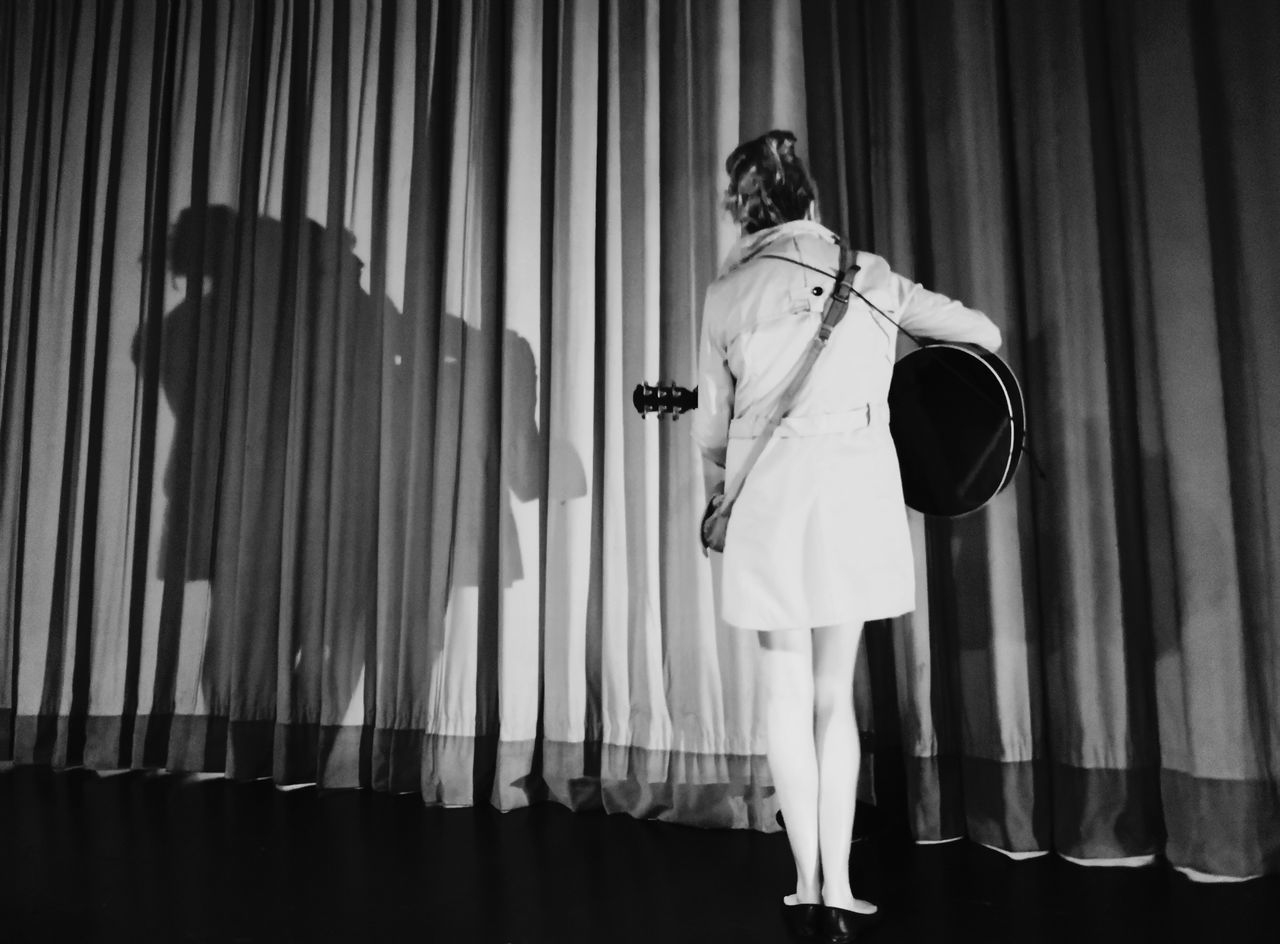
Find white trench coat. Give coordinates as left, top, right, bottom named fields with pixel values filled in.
left=691, top=220, right=1002, bottom=631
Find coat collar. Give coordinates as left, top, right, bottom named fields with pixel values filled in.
left=719, top=220, right=841, bottom=277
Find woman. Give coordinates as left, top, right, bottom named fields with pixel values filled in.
left=691, top=130, right=1001, bottom=943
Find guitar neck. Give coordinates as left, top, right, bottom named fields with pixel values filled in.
left=633, top=382, right=698, bottom=417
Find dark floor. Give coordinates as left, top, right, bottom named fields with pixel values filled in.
left=2, top=766, right=1277, bottom=943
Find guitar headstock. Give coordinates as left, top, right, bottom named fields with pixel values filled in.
left=632, top=382, right=698, bottom=418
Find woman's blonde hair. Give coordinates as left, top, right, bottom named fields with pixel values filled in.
left=723, top=129, right=816, bottom=233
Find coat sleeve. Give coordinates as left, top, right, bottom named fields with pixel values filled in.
left=892, top=273, right=1002, bottom=352
left=690, top=282, right=734, bottom=472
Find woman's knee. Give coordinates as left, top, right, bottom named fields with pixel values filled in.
left=810, top=622, right=860, bottom=720
left=812, top=682, right=855, bottom=724
left=761, top=664, right=815, bottom=712
left=757, top=645, right=814, bottom=712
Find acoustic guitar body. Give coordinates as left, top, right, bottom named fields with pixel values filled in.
left=887, top=342, right=1025, bottom=517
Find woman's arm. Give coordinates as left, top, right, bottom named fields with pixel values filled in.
left=690, top=283, right=734, bottom=480
left=893, top=274, right=1002, bottom=353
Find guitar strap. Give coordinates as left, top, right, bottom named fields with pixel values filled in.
left=717, top=246, right=860, bottom=516
left=757, top=247, right=1047, bottom=484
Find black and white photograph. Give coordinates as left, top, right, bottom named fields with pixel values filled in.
left=1, top=1, right=1278, bottom=941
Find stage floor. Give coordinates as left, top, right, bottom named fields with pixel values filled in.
left=2, top=766, right=1276, bottom=943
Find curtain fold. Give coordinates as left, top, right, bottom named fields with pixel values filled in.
left=2, top=0, right=1277, bottom=880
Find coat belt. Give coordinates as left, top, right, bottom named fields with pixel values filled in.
left=727, top=403, right=889, bottom=439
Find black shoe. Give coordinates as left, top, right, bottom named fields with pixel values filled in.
left=781, top=900, right=821, bottom=940
left=821, top=904, right=885, bottom=943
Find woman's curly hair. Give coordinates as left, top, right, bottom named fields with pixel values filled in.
left=723, top=129, right=816, bottom=234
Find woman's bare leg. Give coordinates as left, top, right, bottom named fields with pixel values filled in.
left=757, top=628, right=821, bottom=904
left=812, top=621, right=876, bottom=914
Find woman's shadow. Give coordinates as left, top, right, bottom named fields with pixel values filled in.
left=132, top=204, right=549, bottom=780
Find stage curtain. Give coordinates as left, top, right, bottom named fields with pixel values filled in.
left=2, top=0, right=1276, bottom=881
left=0, top=0, right=805, bottom=830
left=801, top=0, right=1280, bottom=880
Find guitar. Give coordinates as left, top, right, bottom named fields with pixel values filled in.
left=632, top=342, right=1025, bottom=517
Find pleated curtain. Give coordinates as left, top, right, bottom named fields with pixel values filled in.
left=2, top=0, right=1277, bottom=881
